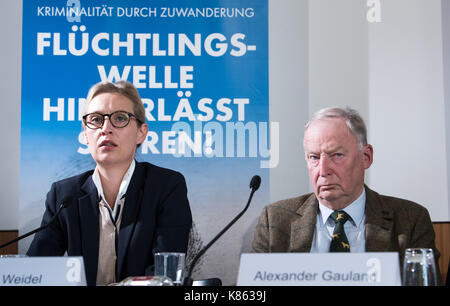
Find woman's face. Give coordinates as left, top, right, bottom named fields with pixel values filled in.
left=83, top=92, right=148, bottom=168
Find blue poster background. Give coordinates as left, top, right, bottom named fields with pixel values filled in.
left=20, top=0, right=269, bottom=284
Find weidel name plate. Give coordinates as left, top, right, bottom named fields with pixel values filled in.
left=0, top=256, right=86, bottom=286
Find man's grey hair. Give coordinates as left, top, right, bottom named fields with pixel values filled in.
left=305, top=106, right=368, bottom=148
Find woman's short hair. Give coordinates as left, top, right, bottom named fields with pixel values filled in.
left=82, top=80, right=146, bottom=126
left=305, top=106, right=368, bottom=148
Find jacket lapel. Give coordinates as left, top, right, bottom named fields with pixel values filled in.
left=287, top=187, right=396, bottom=253
left=79, top=175, right=100, bottom=286
left=116, top=162, right=146, bottom=279
left=364, top=186, right=396, bottom=252
left=289, top=194, right=318, bottom=252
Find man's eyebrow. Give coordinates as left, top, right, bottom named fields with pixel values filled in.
left=329, top=146, right=346, bottom=153
left=305, top=146, right=346, bottom=154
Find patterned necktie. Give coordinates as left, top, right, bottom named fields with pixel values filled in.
left=329, top=210, right=351, bottom=252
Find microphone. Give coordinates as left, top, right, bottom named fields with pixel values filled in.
left=0, top=198, right=71, bottom=250
left=183, top=175, right=261, bottom=286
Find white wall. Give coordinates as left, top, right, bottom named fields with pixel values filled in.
left=368, top=0, right=450, bottom=221
left=269, top=0, right=309, bottom=203
left=0, top=0, right=22, bottom=230
left=309, top=0, right=368, bottom=119
left=442, top=0, right=450, bottom=223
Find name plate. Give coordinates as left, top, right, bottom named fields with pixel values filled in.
left=0, top=256, right=86, bottom=286
left=237, top=253, right=401, bottom=286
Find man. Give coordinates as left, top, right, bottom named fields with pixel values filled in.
left=27, top=81, right=192, bottom=286
left=252, top=107, right=441, bottom=281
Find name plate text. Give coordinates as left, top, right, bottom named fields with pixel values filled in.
left=0, top=256, right=86, bottom=286
left=237, top=253, right=401, bottom=286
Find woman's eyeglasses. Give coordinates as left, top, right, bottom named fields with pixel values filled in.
left=82, top=111, right=142, bottom=129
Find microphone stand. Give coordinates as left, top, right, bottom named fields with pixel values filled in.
left=183, top=175, right=261, bottom=286
left=0, top=201, right=68, bottom=250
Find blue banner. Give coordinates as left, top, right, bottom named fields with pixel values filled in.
left=21, top=0, right=270, bottom=284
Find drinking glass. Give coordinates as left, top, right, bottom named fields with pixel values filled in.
left=402, top=248, right=438, bottom=286
left=154, top=252, right=185, bottom=285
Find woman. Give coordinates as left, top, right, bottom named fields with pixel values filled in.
left=27, top=81, right=192, bottom=286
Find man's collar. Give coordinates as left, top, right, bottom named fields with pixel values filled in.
left=318, top=188, right=366, bottom=226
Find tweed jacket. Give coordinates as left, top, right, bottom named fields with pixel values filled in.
left=252, top=186, right=441, bottom=281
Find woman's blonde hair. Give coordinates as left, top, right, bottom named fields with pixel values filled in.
left=82, top=80, right=146, bottom=126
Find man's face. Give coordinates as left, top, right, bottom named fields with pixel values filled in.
left=84, top=92, right=148, bottom=168
left=303, top=118, right=373, bottom=209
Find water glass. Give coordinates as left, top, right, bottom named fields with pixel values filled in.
left=402, top=248, right=438, bottom=286
left=154, top=252, right=185, bottom=285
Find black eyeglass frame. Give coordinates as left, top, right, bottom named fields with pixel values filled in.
left=82, top=111, right=143, bottom=129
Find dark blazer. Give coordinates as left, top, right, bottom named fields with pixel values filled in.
left=252, top=186, right=442, bottom=283
left=27, top=161, right=192, bottom=286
